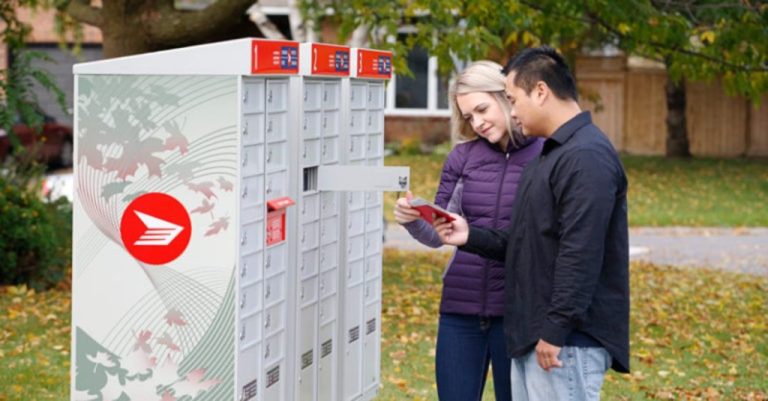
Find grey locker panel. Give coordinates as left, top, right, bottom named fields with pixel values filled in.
left=241, top=175, right=265, bottom=209
left=366, top=110, right=383, bottom=133
left=320, top=191, right=339, bottom=218
left=263, top=301, right=285, bottom=338
left=298, top=305, right=317, bottom=401
left=264, top=271, right=286, bottom=308
left=242, top=114, right=266, bottom=147
left=364, top=254, right=381, bottom=281
left=322, top=111, right=340, bottom=137
left=240, top=251, right=263, bottom=286
left=319, top=268, right=338, bottom=299
left=239, top=312, right=263, bottom=349
left=347, top=209, right=365, bottom=237
left=347, top=191, right=365, bottom=211
left=322, top=81, right=340, bottom=110
left=319, top=242, right=338, bottom=272
left=304, top=81, right=323, bottom=111
left=300, top=248, right=319, bottom=280
left=243, top=81, right=266, bottom=113
left=350, top=83, right=367, bottom=110
left=241, top=201, right=265, bottom=224
left=320, top=136, right=339, bottom=164
left=266, top=112, right=288, bottom=142
left=367, top=82, right=385, bottom=110
left=242, top=144, right=265, bottom=176
left=240, top=282, right=263, bottom=317
left=343, top=285, right=363, bottom=400
left=347, top=234, right=365, bottom=262
left=349, top=110, right=367, bottom=135
left=301, top=193, right=320, bottom=222
left=346, top=258, right=364, bottom=287
left=266, top=170, right=288, bottom=198
left=364, top=230, right=382, bottom=255
left=348, top=134, right=367, bottom=160
left=238, top=343, right=262, bottom=401
left=317, top=321, right=337, bottom=401
left=241, top=220, right=264, bottom=255
left=320, top=216, right=339, bottom=245
left=363, top=302, right=381, bottom=391
left=363, top=279, right=380, bottom=305
left=301, top=220, right=320, bottom=252
left=319, top=294, right=337, bottom=325
left=365, top=191, right=383, bottom=207
left=263, top=361, right=285, bottom=401
left=302, top=139, right=321, bottom=166
left=303, top=111, right=322, bottom=139
left=366, top=134, right=383, bottom=158
left=299, top=275, right=318, bottom=306
left=266, top=80, right=288, bottom=112
left=265, top=243, right=287, bottom=277
left=364, top=206, right=382, bottom=232
left=266, top=141, right=288, bottom=172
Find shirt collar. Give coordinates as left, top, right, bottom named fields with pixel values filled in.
left=542, top=111, right=592, bottom=154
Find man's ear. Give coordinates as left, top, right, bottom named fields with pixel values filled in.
left=534, top=81, right=549, bottom=105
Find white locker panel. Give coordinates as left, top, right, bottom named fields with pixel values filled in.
left=298, top=306, right=317, bottom=401
left=300, top=220, right=320, bottom=252
left=300, top=248, right=319, bottom=279
left=367, top=83, right=385, bottom=110
left=266, top=80, right=288, bottom=112
left=266, top=112, right=288, bottom=142
left=319, top=294, right=337, bottom=325
left=302, top=139, right=321, bottom=166
left=240, top=282, right=263, bottom=317
left=348, top=134, right=366, bottom=160
left=319, top=268, right=338, bottom=299
left=241, top=220, right=264, bottom=255
left=322, top=111, right=340, bottom=137
left=301, top=193, right=320, bottom=222
left=322, top=82, right=340, bottom=110
left=319, top=242, right=338, bottom=272
left=243, top=80, right=266, bottom=113
left=320, top=216, right=339, bottom=245
left=263, top=302, right=285, bottom=337
left=364, top=206, right=382, bottom=232
left=366, top=110, right=383, bottom=133
left=264, top=272, right=286, bottom=308
left=346, top=258, right=364, bottom=287
left=343, top=285, right=363, bottom=400
left=242, top=114, right=266, bottom=145
left=349, top=110, right=367, bottom=135
left=239, top=312, right=263, bottom=349
left=300, top=276, right=318, bottom=306
left=364, top=230, right=382, bottom=255
left=366, top=134, right=383, bottom=158
left=320, top=191, right=339, bottom=218
left=350, top=83, right=367, bottom=110
left=266, top=141, right=288, bottom=172
left=365, top=191, right=382, bottom=207
left=363, top=302, right=381, bottom=391
left=242, top=144, right=265, bottom=177
left=266, top=171, right=288, bottom=198
left=241, top=201, right=265, bottom=224
left=304, top=81, right=323, bottom=111
left=240, top=251, right=263, bottom=286
left=303, top=111, right=322, bottom=139
left=347, top=191, right=365, bottom=211
left=347, top=234, right=365, bottom=262
left=347, top=209, right=365, bottom=237
left=238, top=344, right=261, bottom=401
left=363, top=279, right=380, bottom=305
left=321, top=136, right=339, bottom=164
left=265, top=243, right=287, bottom=277
left=263, top=361, right=285, bottom=401
left=365, top=254, right=381, bottom=281
left=317, top=321, right=337, bottom=401
left=241, top=175, right=264, bottom=208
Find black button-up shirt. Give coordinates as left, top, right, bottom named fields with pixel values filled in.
left=461, top=112, right=630, bottom=373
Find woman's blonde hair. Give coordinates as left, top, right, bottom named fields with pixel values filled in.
left=449, top=60, right=525, bottom=147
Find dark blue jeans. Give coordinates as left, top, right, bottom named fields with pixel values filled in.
left=435, top=313, right=512, bottom=401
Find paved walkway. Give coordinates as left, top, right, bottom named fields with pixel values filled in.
left=384, top=224, right=768, bottom=276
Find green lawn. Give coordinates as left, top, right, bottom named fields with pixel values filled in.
left=385, top=154, right=768, bottom=227
left=3, top=250, right=766, bottom=400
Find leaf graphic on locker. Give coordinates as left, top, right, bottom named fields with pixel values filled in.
left=165, top=159, right=201, bottom=183
left=86, top=351, right=118, bottom=369
left=217, top=176, right=233, bottom=192
left=157, top=333, right=181, bottom=352
left=122, top=191, right=148, bottom=203
left=204, top=216, right=229, bottom=236
left=104, top=137, right=165, bottom=179
left=187, top=181, right=217, bottom=200
left=101, top=181, right=133, bottom=201
left=122, top=374, right=159, bottom=401
left=172, top=368, right=221, bottom=398
left=163, top=120, right=189, bottom=155
left=190, top=199, right=215, bottom=217
left=122, top=348, right=157, bottom=378
left=154, top=356, right=180, bottom=386
left=165, top=308, right=188, bottom=327
left=79, top=138, right=106, bottom=170
left=132, top=330, right=153, bottom=354
left=99, top=371, right=126, bottom=401
left=160, top=390, right=177, bottom=401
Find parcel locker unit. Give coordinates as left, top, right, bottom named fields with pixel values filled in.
left=71, top=38, right=406, bottom=401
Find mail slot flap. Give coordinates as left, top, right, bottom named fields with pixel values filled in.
left=317, top=166, right=409, bottom=192
left=267, top=196, right=295, bottom=211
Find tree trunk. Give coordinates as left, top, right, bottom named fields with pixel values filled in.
left=665, top=76, right=691, bottom=157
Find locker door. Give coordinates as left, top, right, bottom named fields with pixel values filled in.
left=238, top=343, right=262, bottom=401
left=298, top=304, right=317, bottom=401
left=263, top=360, right=285, bottom=401
left=362, top=302, right=381, bottom=393
left=342, top=285, right=363, bottom=400
left=317, top=320, right=337, bottom=401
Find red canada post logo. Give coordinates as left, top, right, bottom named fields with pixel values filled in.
left=120, top=193, right=192, bottom=265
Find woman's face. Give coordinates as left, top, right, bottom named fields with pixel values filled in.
left=456, top=92, right=509, bottom=146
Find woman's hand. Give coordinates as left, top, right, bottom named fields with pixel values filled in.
left=393, top=191, right=422, bottom=225
left=433, top=213, right=469, bottom=246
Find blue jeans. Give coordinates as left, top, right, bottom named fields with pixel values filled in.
left=510, top=346, right=611, bottom=401
left=435, top=313, right=512, bottom=401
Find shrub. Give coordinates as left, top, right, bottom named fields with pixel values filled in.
left=0, top=176, right=71, bottom=290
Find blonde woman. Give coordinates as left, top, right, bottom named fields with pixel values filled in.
left=394, top=61, right=543, bottom=401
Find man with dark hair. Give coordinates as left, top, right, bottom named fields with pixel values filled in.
left=433, top=46, right=630, bottom=400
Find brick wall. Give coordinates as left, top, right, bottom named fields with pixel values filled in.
left=384, top=115, right=451, bottom=145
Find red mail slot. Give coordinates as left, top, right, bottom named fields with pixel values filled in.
left=266, top=196, right=295, bottom=246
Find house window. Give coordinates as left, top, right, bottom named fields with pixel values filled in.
left=386, top=34, right=451, bottom=116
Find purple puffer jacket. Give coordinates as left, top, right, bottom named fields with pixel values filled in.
left=404, top=136, right=543, bottom=316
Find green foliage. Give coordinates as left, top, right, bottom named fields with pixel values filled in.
left=0, top=176, right=72, bottom=290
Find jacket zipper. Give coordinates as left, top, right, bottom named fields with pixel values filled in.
left=482, top=150, right=511, bottom=316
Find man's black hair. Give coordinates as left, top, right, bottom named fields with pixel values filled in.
left=502, top=46, right=578, bottom=101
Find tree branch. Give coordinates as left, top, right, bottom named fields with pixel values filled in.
left=148, top=0, right=255, bottom=44
left=61, top=0, right=103, bottom=28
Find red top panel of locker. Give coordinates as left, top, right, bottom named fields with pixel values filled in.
left=299, top=43, right=351, bottom=77
left=350, top=48, right=393, bottom=80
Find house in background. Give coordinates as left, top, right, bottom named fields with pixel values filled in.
left=4, top=2, right=766, bottom=157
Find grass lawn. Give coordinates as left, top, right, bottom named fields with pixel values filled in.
left=2, top=249, right=766, bottom=400
left=385, top=154, right=768, bottom=227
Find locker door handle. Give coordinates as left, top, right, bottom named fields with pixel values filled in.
left=242, top=152, right=248, bottom=166
left=323, top=90, right=328, bottom=102
left=302, top=144, right=307, bottom=159
left=241, top=185, right=248, bottom=198
left=322, top=143, right=327, bottom=156
left=241, top=264, right=247, bottom=278
left=241, top=232, right=247, bottom=245
left=242, top=121, right=248, bottom=135
left=303, top=117, right=308, bottom=130
left=300, top=287, right=304, bottom=300
left=267, top=90, right=273, bottom=103
left=265, top=284, right=271, bottom=298
left=320, top=279, right=325, bottom=291
left=301, top=231, right=306, bottom=243
left=240, top=294, right=246, bottom=309
left=265, top=315, right=271, bottom=328
left=266, top=149, right=272, bottom=162
left=303, top=90, right=308, bottom=101
left=367, top=138, right=371, bottom=150
left=349, top=140, right=354, bottom=152
left=367, top=115, right=372, bottom=126
left=266, top=255, right=271, bottom=268
left=265, top=344, right=271, bottom=358
left=267, top=120, right=273, bottom=133
left=243, top=90, right=249, bottom=103
left=350, top=115, right=355, bottom=127
left=240, top=326, right=246, bottom=341
left=322, top=116, right=327, bottom=129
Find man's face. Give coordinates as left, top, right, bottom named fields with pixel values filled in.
left=505, top=72, right=542, bottom=137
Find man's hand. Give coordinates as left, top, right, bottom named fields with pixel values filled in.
left=432, top=213, right=468, bottom=246
left=393, top=191, right=421, bottom=225
left=535, top=339, right=563, bottom=372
